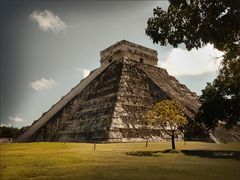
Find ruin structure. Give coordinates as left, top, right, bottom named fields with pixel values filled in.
left=16, top=40, right=240, bottom=143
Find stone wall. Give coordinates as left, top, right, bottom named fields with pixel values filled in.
left=31, top=61, right=123, bottom=142
left=109, top=60, right=169, bottom=141
left=16, top=62, right=112, bottom=142
left=28, top=59, right=210, bottom=142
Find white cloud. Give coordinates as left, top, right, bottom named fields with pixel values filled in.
left=159, top=44, right=224, bottom=76
left=0, top=123, right=6, bottom=127
left=9, top=116, right=24, bottom=123
left=29, top=78, right=58, bottom=92
left=29, top=10, right=68, bottom=33
left=75, top=68, right=90, bottom=78
left=0, top=123, right=12, bottom=127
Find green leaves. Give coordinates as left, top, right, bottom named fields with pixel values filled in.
left=145, top=100, right=187, bottom=132
left=145, top=0, right=240, bottom=52
left=145, top=100, right=187, bottom=149
left=197, top=56, right=240, bottom=129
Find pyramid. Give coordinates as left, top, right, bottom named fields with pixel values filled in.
left=17, top=40, right=217, bottom=142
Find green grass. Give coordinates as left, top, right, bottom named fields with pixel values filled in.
left=1, top=141, right=240, bottom=180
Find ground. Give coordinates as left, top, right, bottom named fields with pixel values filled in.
left=1, top=141, right=240, bottom=180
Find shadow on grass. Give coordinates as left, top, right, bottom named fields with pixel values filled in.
left=126, top=149, right=180, bottom=157
left=126, top=150, right=240, bottom=160
left=181, top=150, right=240, bottom=160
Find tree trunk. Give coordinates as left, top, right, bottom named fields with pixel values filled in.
left=171, top=134, right=175, bottom=149
left=145, top=139, right=149, bottom=147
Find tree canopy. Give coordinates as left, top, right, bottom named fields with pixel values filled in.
left=145, top=100, right=187, bottom=149
left=0, top=126, right=29, bottom=138
left=197, top=57, right=240, bottom=128
left=146, top=0, right=240, bottom=128
left=146, top=0, right=239, bottom=52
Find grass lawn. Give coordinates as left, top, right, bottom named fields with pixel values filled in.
left=1, top=141, right=240, bottom=180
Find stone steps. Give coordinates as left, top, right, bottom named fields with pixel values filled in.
left=15, top=62, right=113, bottom=142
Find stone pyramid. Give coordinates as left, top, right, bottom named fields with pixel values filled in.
left=17, top=40, right=212, bottom=142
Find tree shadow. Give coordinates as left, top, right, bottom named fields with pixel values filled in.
left=126, top=151, right=161, bottom=157
left=126, top=149, right=240, bottom=160
left=126, top=149, right=180, bottom=157
left=181, top=150, right=240, bottom=160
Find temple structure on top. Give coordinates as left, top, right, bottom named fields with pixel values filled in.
left=100, top=40, right=158, bottom=67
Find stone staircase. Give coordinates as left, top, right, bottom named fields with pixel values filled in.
left=15, top=63, right=112, bottom=142
left=209, top=132, right=221, bottom=143
left=211, top=124, right=240, bottom=143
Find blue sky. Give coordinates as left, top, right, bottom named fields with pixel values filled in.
left=0, top=1, right=222, bottom=128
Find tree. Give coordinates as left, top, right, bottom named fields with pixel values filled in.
left=145, top=0, right=239, bottom=52
left=196, top=57, right=240, bottom=129
left=145, top=0, right=240, bottom=128
left=0, top=126, right=29, bottom=139
left=0, top=126, right=20, bottom=138
left=145, top=100, right=187, bottom=149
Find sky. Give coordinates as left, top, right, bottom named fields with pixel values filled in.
left=0, top=0, right=223, bottom=128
